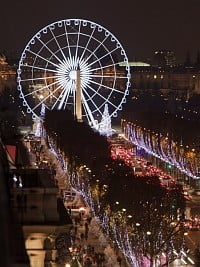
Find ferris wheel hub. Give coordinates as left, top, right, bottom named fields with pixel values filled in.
left=69, top=70, right=77, bottom=80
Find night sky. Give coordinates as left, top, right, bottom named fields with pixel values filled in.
left=1, top=0, right=200, bottom=62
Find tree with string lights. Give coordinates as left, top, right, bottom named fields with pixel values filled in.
left=99, top=167, right=186, bottom=266
left=99, top=104, right=113, bottom=137
left=44, top=110, right=186, bottom=267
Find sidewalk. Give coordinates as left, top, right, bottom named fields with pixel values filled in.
left=43, top=141, right=128, bottom=266
left=27, top=138, right=127, bottom=266
left=69, top=213, right=127, bottom=267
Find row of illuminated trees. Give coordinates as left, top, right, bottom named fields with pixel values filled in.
left=44, top=110, right=186, bottom=267
left=122, top=119, right=200, bottom=179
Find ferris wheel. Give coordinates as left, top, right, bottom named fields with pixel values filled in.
left=17, top=19, right=130, bottom=128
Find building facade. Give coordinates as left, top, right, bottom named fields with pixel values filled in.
left=130, top=66, right=200, bottom=97
left=11, top=169, right=72, bottom=267
left=0, top=54, right=16, bottom=92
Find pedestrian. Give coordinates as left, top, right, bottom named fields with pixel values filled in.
left=84, top=257, right=92, bottom=267
left=74, top=225, right=77, bottom=236
left=77, top=217, right=81, bottom=224
left=87, top=216, right=92, bottom=225
left=91, top=246, right=94, bottom=254
left=85, top=222, right=89, bottom=230
left=68, top=208, right=72, bottom=215
left=117, top=255, right=122, bottom=266
left=100, top=253, right=105, bottom=265
left=71, top=234, right=76, bottom=243
left=80, top=233, right=84, bottom=242
left=84, top=231, right=88, bottom=240
left=95, top=253, right=101, bottom=267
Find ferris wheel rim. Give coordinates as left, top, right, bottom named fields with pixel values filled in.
left=17, top=18, right=131, bottom=124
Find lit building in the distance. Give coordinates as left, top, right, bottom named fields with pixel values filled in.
left=152, top=50, right=177, bottom=67
left=0, top=54, right=16, bottom=92
left=119, top=61, right=200, bottom=97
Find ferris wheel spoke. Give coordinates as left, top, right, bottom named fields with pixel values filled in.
left=81, top=93, right=97, bottom=127
left=75, top=23, right=81, bottom=64
left=64, top=22, right=73, bottom=63
left=55, top=62, right=70, bottom=74
left=84, top=35, right=109, bottom=65
left=56, top=75, right=70, bottom=84
left=90, top=62, right=120, bottom=72
left=82, top=104, right=90, bottom=123
left=32, top=83, right=63, bottom=111
left=81, top=85, right=103, bottom=116
left=51, top=78, right=71, bottom=109
left=24, top=79, right=61, bottom=97
left=21, top=75, right=59, bottom=82
left=87, top=46, right=119, bottom=68
left=89, top=79, right=124, bottom=94
left=27, top=49, right=60, bottom=69
left=51, top=91, right=63, bottom=110
left=21, top=64, right=59, bottom=74
left=49, top=28, right=68, bottom=62
left=79, top=27, right=96, bottom=62
left=36, top=37, right=63, bottom=65
left=63, top=86, right=72, bottom=110
left=79, top=63, right=92, bottom=76
left=58, top=80, right=73, bottom=110
left=86, top=83, right=118, bottom=109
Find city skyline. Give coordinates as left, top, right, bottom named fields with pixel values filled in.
left=1, top=0, right=200, bottom=62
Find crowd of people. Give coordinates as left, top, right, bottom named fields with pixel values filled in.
left=68, top=211, right=123, bottom=267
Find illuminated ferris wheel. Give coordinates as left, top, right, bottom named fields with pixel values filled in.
left=17, top=19, right=130, bottom=128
